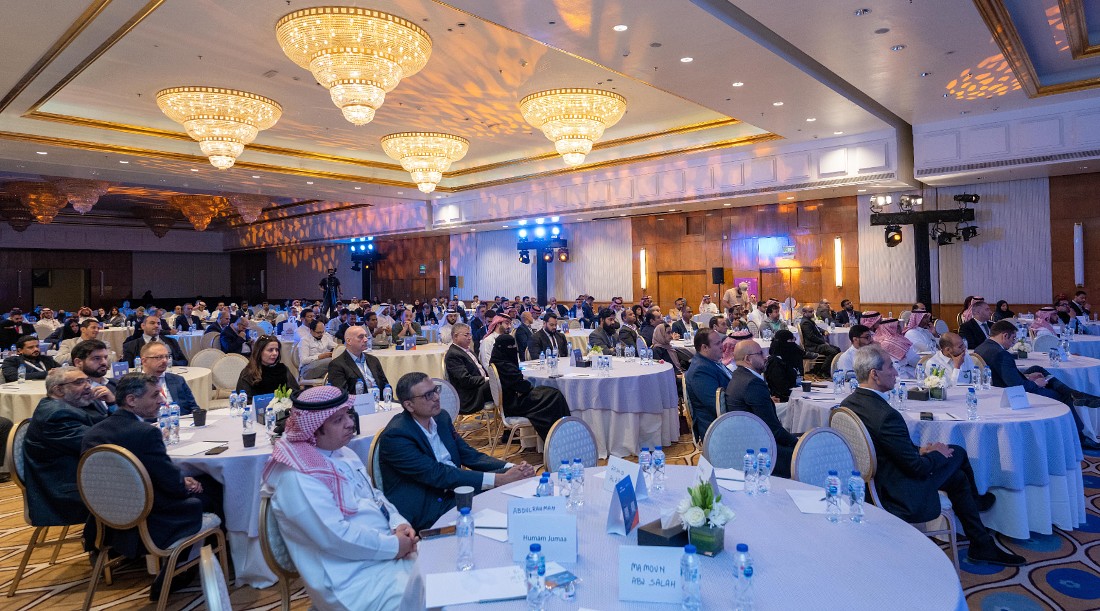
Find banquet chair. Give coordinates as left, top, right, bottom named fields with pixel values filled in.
left=434, top=378, right=460, bottom=422
left=7, top=419, right=86, bottom=597
left=695, top=313, right=714, bottom=328
left=199, top=545, right=233, bottom=611
left=829, top=408, right=960, bottom=573
left=918, top=353, right=932, bottom=366
left=542, top=416, right=598, bottom=472
left=701, top=411, right=776, bottom=469
left=256, top=320, right=274, bottom=335
left=955, top=312, right=963, bottom=332
left=202, top=331, right=221, bottom=350
left=488, top=364, right=539, bottom=459
left=933, top=319, right=949, bottom=335
left=969, top=352, right=987, bottom=370
left=78, top=444, right=227, bottom=611
left=211, top=353, right=249, bottom=399
left=367, top=431, right=385, bottom=493
left=747, top=320, right=760, bottom=337
left=567, top=319, right=581, bottom=330
left=440, top=355, right=449, bottom=381
left=790, top=427, right=855, bottom=488
left=291, top=347, right=326, bottom=388
left=829, top=352, right=843, bottom=376
left=715, top=387, right=727, bottom=418
left=675, top=375, right=702, bottom=465
left=190, top=348, right=225, bottom=371
left=259, top=495, right=300, bottom=611
left=1032, top=334, right=1060, bottom=354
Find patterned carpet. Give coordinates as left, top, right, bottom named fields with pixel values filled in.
left=0, top=434, right=1097, bottom=610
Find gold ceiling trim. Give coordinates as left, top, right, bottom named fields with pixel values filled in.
left=974, top=0, right=1100, bottom=97
left=0, top=0, right=114, bottom=114
left=1058, top=0, right=1100, bottom=59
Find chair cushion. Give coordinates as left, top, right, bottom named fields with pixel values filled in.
left=503, top=416, right=532, bottom=427
left=166, top=513, right=222, bottom=551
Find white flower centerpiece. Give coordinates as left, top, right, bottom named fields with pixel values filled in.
left=676, top=480, right=734, bottom=556
left=923, top=366, right=947, bottom=400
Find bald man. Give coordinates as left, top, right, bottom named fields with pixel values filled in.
left=925, top=332, right=978, bottom=385
left=724, top=340, right=799, bottom=478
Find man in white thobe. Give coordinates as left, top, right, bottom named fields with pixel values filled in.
left=925, top=332, right=978, bottom=385
left=438, top=310, right=460, bottom=344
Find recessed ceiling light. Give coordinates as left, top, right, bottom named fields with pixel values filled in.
left=723, top=203, right=732, bottom=206
left=470, top=229, right=476, bottom=232
left=190, top=168, right=199, bottom=172
left=435, top=195, right=443, bottom=199
left=118, top=160, right=129, bottom=164
left=613, top=24, right=628, bottom=31
left=668, top=209, right=676, bottom=212
left=786, top=196, right=795, bottom=200
left=397, top=191, right=404, bottom=195
left=354, top=186, right=361, bottom=190
left=502, top=225, right=509, bottom=228
left=35, top=151, right=47, bottom=155
left=919, top=72, right=932, bottom=77
left=732, top=81, right=744, bottom=87
left=857, top=189, right=867, bottom=193
left=834, top=131, right=844, bottom=135
left=891, top=45, right=906, bottom=52
left=680, top=57, right=693, bottom=63
left=806, top=117, right=816, bottom=122
left=306, top=181, right=314, bottom=185
left=854, top=8, right=871, bottom=16
left=960, top=110, right=969, bottom=115
left=772, top=101, right=784, bottom=106
left=619, top=214, right=626, bottom=217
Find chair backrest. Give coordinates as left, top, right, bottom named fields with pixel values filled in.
left=1032, top=334, right=1060, bottom=353
left=636, top=335, right=649, bottom=351
left=440, top=355, right=449, bottom=381
left=202, top=331, right=221, bottom=350
left=791, top=427, right=855, bottom=488
left=7, top=418, right=30, bottom=493
left=487, top=364, right=503, bottom=408
left=918, top=353, right=932, bottom=365
left=258, top=495, right=299, bottom=581
left=715, top=387, right=726, bottom=417
left=829, top=351, right=843, bottom=375
left=190, top=348, right=226, bottom=371
left=288, top=344, right=301, bottom=372
left=256, top=320, right=274, bottom=334
left=567, top=319, right=581, bottom=330
left=680, top=372, right=692, bottom=412
left=701, top=411, right=776, bottom=468
left=435, top=378, right=459, bottom=421
left=543, top=416, right=598, bottom=471
left=367, top=432, right=385, bottom=494
left=211, top=353, right=249, bottom=391
left=696, top=313, right=714, bottom=327
left=933, top=318, right=949, bottom=335
left=969, top=352, right=987, bottom=369
left=199, top=544, right=233, bottom=611
left=332, top=344, right=346, bottom=359
left=747, top=320, right=760, bottom=337
left=828, top=407, right=881, bottom=505
left=78, top=444, right=155, bottom=546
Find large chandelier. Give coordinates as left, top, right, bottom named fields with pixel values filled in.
left=169, top=194, right=227, bottom=231
left=49, top=177, right=111, bottom=214
left=156, top=86, right=282, bottom=169
left=275, top=7, right=432, bottom=126
left=0, top=195, right=35, bottom=232
left=226, top=193, right=271, bottom=223
left=3, top=181, right=64, bottom=223
left=380, top=132, right=469, bottom=193
left=135, top=204, right=176, bottom=238
left=519, top=88, right=627, bottom=166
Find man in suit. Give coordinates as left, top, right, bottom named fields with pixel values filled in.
left=725, top=340, right=798, bottom=478
left=122, top=315, right=186, bottom=367
left=530, top=314, right=570, bottom=360
left=617, top=307, right=641, bottom=350
left=0, top=308, right=37, bottom=348
left=2, top=335, right=60, bottom=382
left=685, top=328, right=733, bottom=441
left=799, top=305, right=841, bottom=377
left=1071, top=290, right=1091, bottom=318
left=671, top=307, right=699, bottom=337
left=567, top=296, right=586, bottom=322
left=173, top=303, right=201, bottom=333
left=140, top=342, right=199, bottom=415
left=219, top=314, right=252, bottom=355
left=444, top=323, right=492, bottom=415
left=514, top=311, right=536, bottom=361
left=206, top=309, right=230, bottom=335
left=958, top=300, right=993, bottom=349
left=82, top=373, right=222, bottom=597
left=328, top=325, right=388, bottom=394
left=840, top=345, right=1025, bottom=566
left=834, top=299, right=861, bottom=326
left=72, top=339, right=117, bottom=415
left=378, top=372, right=535, bottom=531
left=22, top=366, right=106, bottom=528
left=587, top=308, right=621, bottom=352
left=581, top=296, right=598, bottom=329
left=545, top=297, right=568, bottom=320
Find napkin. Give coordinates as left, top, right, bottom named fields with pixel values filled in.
left=660, top=506, right=681, bottom=529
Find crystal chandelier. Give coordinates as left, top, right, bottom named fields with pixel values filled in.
left=226, top=193, right=271, bottom=223
left=136, top=204, right=176, bottom=238
left=156, top=86, right=282, bottom=169
left=3, top=181, right=64, bottom=223
left=519, top=88, right=627, bottom=166
left=0, top=195, right=35, bottom=231
left=49, top=177, right=111, bottom=214
left=380, top=132, right=469, bottom=193
left=275, top=7, right=432, bottom=125
left=169, top=194, right=227, bottom=231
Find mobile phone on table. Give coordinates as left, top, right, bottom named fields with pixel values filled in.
left=205, top=445, right=229, bottom=455
left=419, top=525, right=456, bottom=539
left=920, top=412, right=934, bottom=421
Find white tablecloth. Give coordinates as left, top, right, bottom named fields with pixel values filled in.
left=0, top=366, right=212, bottom=422
left=372, top=344, right=449, bottom=382
left=827, top=330, right=851, bottom=351
left=98, top=326, right=131, bottom=357
left=421, top=466, right=965, bottom=611
left=167, top=331, right=208, bottom=362
left=1017, top=354, right=1100, bottom=394
left=522, top=358, right=679, bottom=458
left=172, top=407, right=400, bottom=588
left=780, top=386, right=1086, bottom=539
left=1069, top=334, right=1100, bottom=359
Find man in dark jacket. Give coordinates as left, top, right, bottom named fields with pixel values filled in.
left=514, top=311, right=536, bottom=361
left=725, top=340, right=798, bottom=477
left=2, top=335, right=60, bottom=382
left=327, top=325, right=388, bottom=394
left=799, top=306, right=840, bottom=377
left=444, top=323, right=491, bottom=414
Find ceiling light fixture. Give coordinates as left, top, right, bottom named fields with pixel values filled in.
left=225, top=193, right=271, bottom=224
left=613, top=24, right=628, bottom=31
left=49, top=177, right=111, bottom=215
left=834, top=131, right=844, bottom=135
left=680, top=57, right=693, bottom=63
left=806, top=117, right=816, bottom=122
left=35, top=151, right=47, bottom=155
left=732, top=82, right=744, bottom=87
left=118, top=160, right=129, bottom=164
left=275, top=7, right=432, bottom=125
left=519, top=88, right=626, bottom=166
left=169, top=194, right=227, bottom=231
left=380, top=132, right=470, bottom=193
left=772, top=101, right=784, bottom=106
left=891, top=45, right=906, bottom=52
left=156, top=86, right=282, bottom=169
left=4, top=181, right=64, bottom=224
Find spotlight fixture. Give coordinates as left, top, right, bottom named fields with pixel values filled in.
left=550, top=225, right=561, bottom=236
left=534, top=226, right=547, bottom=239
left=350, top=262, right=362, bottom=272
left=518, top=228, right=528, bottom=239
left=898, top=194, right=923, bottom=212
left=884, top=225, right=903, bottom=247
left=936, top=231, right=954, bottom=246
left=869, top=194, right=892, bottom=213
left=542, top=248, right=554, bottom=262
left=958, top=223, right=979, bottom=241
left=518, top=250, right=531, bottom=264
left=557, top=247, right=569, bottom=262
left=953, top=193, right=980, bottom=204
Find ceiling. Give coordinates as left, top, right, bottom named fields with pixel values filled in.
left=0, top=0, right=1097, bottom=236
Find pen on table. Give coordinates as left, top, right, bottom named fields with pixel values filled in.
left=473, top=525, right=507, bottom=530
left=716, top=476, right=744, bottom=482
left=945, top=413, right=960, bottom=420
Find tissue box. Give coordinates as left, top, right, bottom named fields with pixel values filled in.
left=907, top=388, right=929, bottom=401
left=575, top=359, right=592, bottom=368
left=637, top=519, right=688, bottom=548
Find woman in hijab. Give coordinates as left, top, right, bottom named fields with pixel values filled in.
left=763, top=329, right=804, bottom=401
left=45, top=317, right=80, bottom=349
left=651, top=320, right=691, bottom=373
left=874, top=318, right=920, bottom=378
left=993, top=300, right=1015, bottom=322
left=489, top=334, right=571, bottom=440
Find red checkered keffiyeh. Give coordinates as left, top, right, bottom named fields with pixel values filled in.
left=262, top=386, right=356, bottom=517
left=874, top=318, right=913, bottom=361
left=860, top=311, right=881, bottom=329
left=904, top=311, right=930, bottom=333
left=1032, top=307, right=1057, bottom=335
left=961, top=296, right=985, bottom=323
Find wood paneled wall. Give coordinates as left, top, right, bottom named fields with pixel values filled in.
left=372, top=234, right=451, bottom=303
left=1050, top=173, right=1100, bottom=298
left=0, top=249, right=133, bottom=311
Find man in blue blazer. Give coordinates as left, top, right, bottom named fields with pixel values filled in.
left=725, top=340, right=799, bottom=478
left=377, top=372, right=536, bottom=531
left=685, top=328, right=732, bottom=441
left=140, top=342, right=199, bottom=415
left=219, top=315, right=251, bottom=355
left=122, top=315, right=186, bottom=367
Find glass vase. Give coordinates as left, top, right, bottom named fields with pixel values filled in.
left=687, top=524, right=725, bottom=557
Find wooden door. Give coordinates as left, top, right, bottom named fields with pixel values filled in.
left=759, top=267, right=823, bottom=317
left=657, top=271, right=707, bottom=313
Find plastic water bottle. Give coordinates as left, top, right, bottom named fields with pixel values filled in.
left=639, top=447, right=652, bottom=489
left=383, top=384, right=393, bottom=404
left=734, top=543, right=754, bottom=611
left=158, top=404, right=169, bottom=442
left=133, top=356, right=141, bottom=373
left=848, top=470, right=865, bottom=523
left=743, top=449, right=757, bottom=496
left=535, top=474, right=553, bottom=497
left=456, top=507, right=475, bottom=571
left=366, top=334, right=373, bottom=352
left=966, top=387, right=979, bottom=421
left=16, top=363, right=26, bottom=384
left=832, top=371, right=843, bottom=398
left=539, top=350, right=547, bottom=369
left=168, top=403, right=180, bottom=445
left=525, top=543, right=546, bottom=610
left=982, top=366, right=992, bottom=391
left=571, top=458, right=585, bottom=507
left=756, top=447, right=771, bottom=494
left=354, top=378, right=365, bottom=395
left=898, top=382, right=908, bottom=412
left=557, top=459, right=571, bottom=495
left=241, top=401, right=254, bottom=433
left=847, top=372, right=858, bottom=393
left=825, top=470, right=841, bottom=523
left=680, top=544, right=701, bottom=611
left=652, top=446, right=666, bottom=493
left=266, top=404, right=277, bottom=436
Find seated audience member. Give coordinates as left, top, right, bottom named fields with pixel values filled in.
left=1030, top=307, right=1059, bottom=338
left=220, top=314, right=253, bottom=355
left=58, top=319, right=108, bottom=364
left=45, top=317, right=79, bottom=350
left=513, top=311, right=535, bottom=361
left=363, top=312, right=392, bottom=347
left=328, top=325, right=388, bottom=395
left=671, top=307, right=699, bottom=337
left=709, top=315, right=729, bottom=337
left=35, top=307, right=62, bottom=337
left=206, top=309, right=231, bottom=335
left=685, top=328, right=732, bottom=440
left=834, top=301, right=860, bottom=327
left=840, top=346, right=1024, bottom=566
left=295, top=310, right=318, bottom=342
left=140, top=341, right=199, bottom=415
left=529, top=313, right=570, bottom=359
left=415, top=303, right=437, bottom=327
left=444, top=323, right=492, bottom=415
left=698, top=294, right=719, bottom=315
left=638, top=310, right=660, bottom=347
left=174, top=304, right=200, bottom=332
left=122, top=315, right=187, bottom=367
left=105, top=307, right=126, bottom=327
left=926, top=333, right=978, bottom=385
left=391, top=309, right=422, bottom=343
left=3, top=335, right=61, bottom=382
left=378, top=372, right=536, bottom=531
left=617, top=308, right=641, bottom=350
left=760, top=303, right=788, bottom=336
left=126, top=305, right=147, bottom=326
left=489, top=334, right=571, bottom=439
left=725, top=340, right=799, bottom=477
left=1071, top=290, right=1091, bottom=318
left=815, top=300, right=835, bottom=325
left=438, top=310, right=461, bottom=344
left=479, top=315, right=511, bottom=371
left=958, top=299, right=991, bottom=348
left=763, top=330, right=803, bottom=402
left=0, top=308, right=37, bottom=347
left=82, top=373, right=224, bottom=597
left=326, top=309, right=350, bottom=336
left=1054, top=296, right=1074, bottom=325
left=835, top=325, right=875, bottom=374
left=376, top=304, right=397, bottom=332
left=587, top=308, right=621, bottom=353
left=23, top=367, right=106, bottom=528
left=237, top=336, right=300, bottom=396
left=297, top=319, right=336, bottom=380
left=651, top=319, right=691, bottom=373
left=992, top=300, right=1015, bottom=322
left=262, top=386, right=418, bottom=611
left=903, top=310, right=937, bottom=354
left=71, top=340, right=117, bottom=415
left=874, top=318, right=921, bottom=379
left=800, top=306, right=841, bottom=377
left=976, top=320, right=1100, bottom=448
left=546, top=297, right=568, bottom=319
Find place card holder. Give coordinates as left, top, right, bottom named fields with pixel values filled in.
left=637, top=519, right=688, bottom=548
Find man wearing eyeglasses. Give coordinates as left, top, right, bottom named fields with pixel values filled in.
left=834, top=324, right=875, bottom=375
left=140, top=342, right=198, bottom=415
left=725, top=340, right=799, bottom=478
left=378, top=372, right=536, bottom=531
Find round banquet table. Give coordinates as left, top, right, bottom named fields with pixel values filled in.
left=1069, top=334, right=1100, bottom=358
left=521, top=357, right=679, bottom=458
left=278, top=337, right=298, bottom=372
left=98, top=326, right=132, bottom=357
left=563, top=328, right=592, bottom=355
left=670, top=338, right=771, bottom=357
left=421, top=465, right=965, bottom=611
left=1015, top=353, right=1100, bottom=394
left=827, top=329, right=851, bottom=351
left=0, top=365, right=212, bottom=423
left=171, top=405, right=401, bottom=588
left=779, top=385, right=1085, bottom=539
left=370, top=343, right=449, bottom=382
left=420, top=325, right=440, bottom=343
left=167, top=331, right=208, bottom=362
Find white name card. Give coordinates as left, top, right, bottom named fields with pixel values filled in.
left=603, top=455, right=648, bottom=499
left=1000, top=386, right=1031, bottom=410
left=353, top=393, right=376, bottom=414
left=617, top=545, right=682, bottom=604
left=510, top=513, right=577, bottom=564
left=695, top=455, right=720, bottom=491
left=507, top=497, right=566, bottom=527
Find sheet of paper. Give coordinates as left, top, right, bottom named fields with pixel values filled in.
left=499, top=477, right=541, bottom=499
left=166, top=441, right=226, bottom=457
left=786, top=488, right=850, bottom=514
left=424, top=565, right=528, bottom=607
left=177, top=431, right=195, bottom=442
left=715, top=468, right=745, bottom=491
left=446, top=509, right=509, bottom=542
